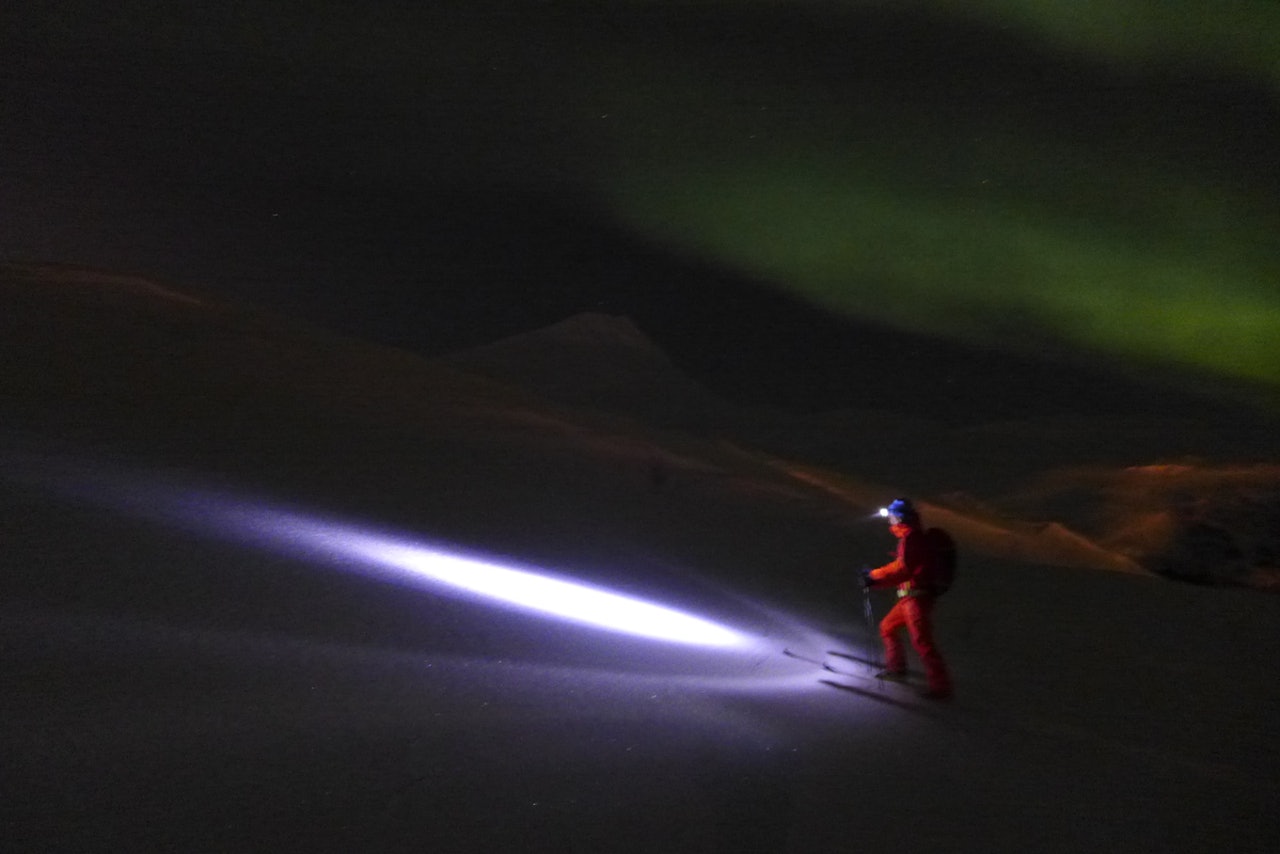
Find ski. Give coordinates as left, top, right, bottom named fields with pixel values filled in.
left=826, top=650, right=922, bottom=680
left=783, top=647, right=920, bottom=680
left=781, top=648, right=825, bottom=667
left=821, top=661, right=922, bottom=690
left=784, top=648, right=929, bottom=701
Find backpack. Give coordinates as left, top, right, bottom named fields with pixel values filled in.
left=924, top=527, right=957, bottom=595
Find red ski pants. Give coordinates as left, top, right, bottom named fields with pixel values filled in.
left=880, top=595, right=951, bottom=695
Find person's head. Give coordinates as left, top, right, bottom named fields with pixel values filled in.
left=880, top=498, right=920, bottom=527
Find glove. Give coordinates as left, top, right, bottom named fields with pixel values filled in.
left=860, top=567, right=874, bottom=590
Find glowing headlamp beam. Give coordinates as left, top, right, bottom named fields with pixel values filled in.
left=337, top=535, right=747, bottom=648
left=4, top=452, right=751, bottom=649
left=216, top=506, right=748, bottom=649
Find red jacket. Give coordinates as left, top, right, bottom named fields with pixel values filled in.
left=869, top=522, right=935, bottom=597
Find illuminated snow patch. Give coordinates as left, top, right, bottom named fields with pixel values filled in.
left=336, top=535, right=747, bottom=648
left=248, top=510, right=748, bottom=649
left=2, top=453, right=753, bottom=649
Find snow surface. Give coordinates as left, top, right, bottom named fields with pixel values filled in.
left=2, top=264, right=1278, bottom=852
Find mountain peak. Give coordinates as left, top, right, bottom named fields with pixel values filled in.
left=442, top=312, right=740, bottom=429
left=473, top=312, right=671, bottom=361
left=2, top=262, right=207, bottom=308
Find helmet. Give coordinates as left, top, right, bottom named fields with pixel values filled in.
left=884, top=498, right=919, bottom=524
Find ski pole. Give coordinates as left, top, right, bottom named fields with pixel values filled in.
left=861, top=566, right=880, bottom=668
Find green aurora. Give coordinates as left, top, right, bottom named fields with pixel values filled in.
left=599, top=123, right=1279, bottom=388
left=568, top=2, right=1280, bottom=393
left=8, top=1, right=1278, bottom=396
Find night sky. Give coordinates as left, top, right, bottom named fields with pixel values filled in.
left=4, top=1, right=1278, bottom=414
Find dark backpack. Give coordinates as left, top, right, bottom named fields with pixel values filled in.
left=925, top=527, right=957, bottom=595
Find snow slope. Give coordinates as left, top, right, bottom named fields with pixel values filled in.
left=2, top=264, right=1278, bottom=852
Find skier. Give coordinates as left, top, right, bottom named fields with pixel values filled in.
left=862, top=498, right=953, bottom=700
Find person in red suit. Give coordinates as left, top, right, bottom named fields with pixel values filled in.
left=862, top=498, right=953, bottom=700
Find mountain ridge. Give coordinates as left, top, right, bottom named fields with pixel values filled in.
left=3, top=262, right=1276, bottom=592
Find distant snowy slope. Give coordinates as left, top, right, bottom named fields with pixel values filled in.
left=439, top=306, right=1280, bottom=591
left=1016, top=462, right=1280, bottom=592
left=0, top=262, right=528, bottom=436
left=442, top=312, right=752, bottom=431
left=0, top=263, right=855, bottom=600
left=6, top=262, right=1277, bottom=593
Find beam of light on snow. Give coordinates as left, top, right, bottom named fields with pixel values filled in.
left=333, top=534, right=748, bottom=648
left=170, top=494, right=749, bottom=650
left=0, top=450, right=752, bottom=649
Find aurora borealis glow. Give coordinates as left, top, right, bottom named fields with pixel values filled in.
left=568, top=2, right=1280, bottom=389
left=4, top=1, right=1278, bottom=398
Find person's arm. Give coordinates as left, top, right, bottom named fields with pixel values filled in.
left=868, top=550, right=909, bottom=587
left=869, top=531, right=928, bottom=588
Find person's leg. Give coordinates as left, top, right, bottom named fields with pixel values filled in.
left=904, top=597, right=951, bottom=697
left=878, top=599, right=908, bottom=675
